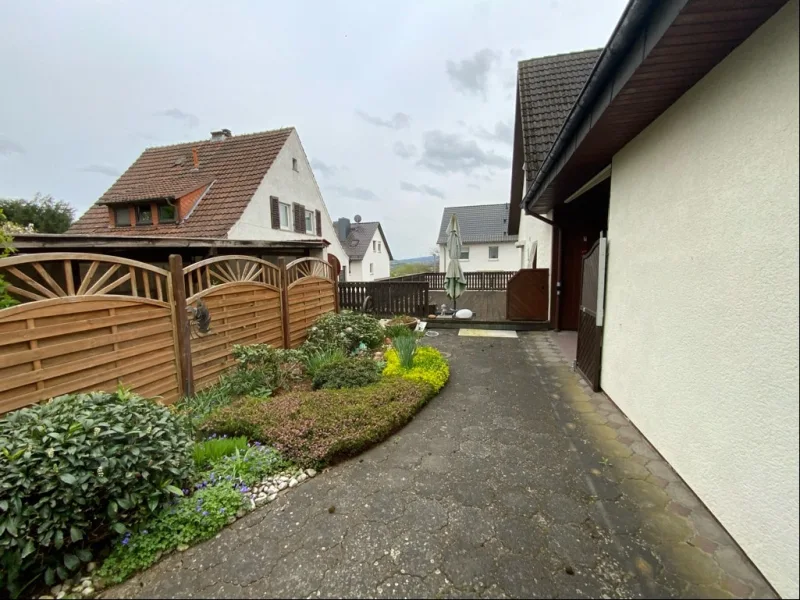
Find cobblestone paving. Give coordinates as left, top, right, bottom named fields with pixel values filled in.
left=105, top=331, right=775, bottom=599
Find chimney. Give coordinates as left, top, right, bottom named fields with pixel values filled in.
left=210, top=129, right=232, bottom=141
left=191, top=147, right=199, bottom=169
left=336, top=217, right=351, bottom=242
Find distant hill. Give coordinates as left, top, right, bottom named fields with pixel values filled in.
left=391, top=255, right=437, bottom=267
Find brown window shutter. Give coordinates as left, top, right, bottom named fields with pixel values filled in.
left=270, top=196, right=280, bottom=229
left=315, top=210, right=322, bottom=237
left=293, top=203, right=304, bottom=233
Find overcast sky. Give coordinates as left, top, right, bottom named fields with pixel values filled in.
left=0, top=0, right=625, bottom=259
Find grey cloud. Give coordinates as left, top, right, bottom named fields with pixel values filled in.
left=154, top=108, right=199, bottom=128
left=355, top=110, right=410, bottom=130
left=328, top=184, right=378, bottom=201
left=393, top=142, right=416, bottom=159
left=0, top=138, right=25, bottom=156
left=78, top=164, right=120, bottom=177
left=445, top=48, right=500, bottom=98
left=418, top=130, right=510, bottom=175
left=468, top=183, right=481, bottom=189
left=310, top=159, right=337, bottom=177
left=400, top=181, right=445, bottom=199
left=472, top=120, right=513, bottom=145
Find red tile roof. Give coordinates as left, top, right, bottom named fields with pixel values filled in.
left=69, top=128, right=293, bottom=238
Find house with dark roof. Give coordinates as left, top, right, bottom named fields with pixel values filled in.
left=509, top=1, right=798, bottom=596
left=335, top=217, right=392, bottom=281
left=507, top=48, right=601, bottom=305
left=435, top=204, right=518, bottom=272
left=68, top=127, right=347, bottom=269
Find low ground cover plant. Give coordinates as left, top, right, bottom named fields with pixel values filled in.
left=384, top=345, right=450, bottom=393
left=96, top=480, right=246, bottom=585
left=311, top=357, right=382, bottom=390
left=200, top=377, right=434, bottom=467
left=203, top=443, right=292, bottom=485
left=0, top=389, right=194, bottom=597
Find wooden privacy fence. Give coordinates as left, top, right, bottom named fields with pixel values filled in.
left=0, top=253, right=337, bottom=414
left=339, top=281, right=430, bottom=318
left=390, top=271, right=516, bottom=291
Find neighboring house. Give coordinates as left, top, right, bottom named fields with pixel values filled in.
left=335, top=217, right=392, bottom=281
left=69, top=127, right=347, bottom=269
left=436, top=204, right=517, bottom=272
left=507, top=48, right=602, bottom=318
left=518, top=0, right=798, bottom=597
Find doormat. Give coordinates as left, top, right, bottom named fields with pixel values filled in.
left=458, top=329, right=518, bottom=338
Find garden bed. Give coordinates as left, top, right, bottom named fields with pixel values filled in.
left=1, top=311, right=448, bottom=599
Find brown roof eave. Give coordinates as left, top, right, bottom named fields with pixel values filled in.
left=523, top=0, right=788, bottom=214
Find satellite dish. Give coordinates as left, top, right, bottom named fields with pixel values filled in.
left=354, top=214, right=362, bottom=223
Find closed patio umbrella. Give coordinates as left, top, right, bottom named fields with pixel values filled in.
left=444, top=213, right=467, bottom=310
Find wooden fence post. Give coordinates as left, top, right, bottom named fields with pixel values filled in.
left=168, top=254, right=194, bottom=398
left=333, top=277, right=340, bottom=313
left=278, top=258, right=292, bottom=348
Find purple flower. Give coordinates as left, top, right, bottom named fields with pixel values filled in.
left=142, top=530, right=148, bottom=534
left=219, top=507, right=226, bottom=513
left=202, top=510, right=209, bottom=516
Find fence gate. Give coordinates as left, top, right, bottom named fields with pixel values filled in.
left=284, top=258, right=336, bottom=348
left=575, top=237, right=608, bottom=391
left=0, top=253, right=182, bottom=413
left=506, top=269, right=549, bottom=321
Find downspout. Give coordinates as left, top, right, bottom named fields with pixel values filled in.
left=529, top=212, right=562, bottom=331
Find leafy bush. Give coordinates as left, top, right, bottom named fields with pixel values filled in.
left=391, top=335, right=417, bottom=369
left=312, top=357, right=382, bottom=390
left=204, top=444, right=292, bottom=485
left=96, top=482, right=245, bottom=585
left=302, top=347, right=347, bottom=378
left=0, top=389, right=194, bottom=597
left=384, top=346, right=450, bottom=393
left=200, top=377, right=433, bottom=467
left=178, top=345, right=305, bottom=426
left=192, top=436, right=248, bottom=468
left=303, top=312, right=384, bottom=354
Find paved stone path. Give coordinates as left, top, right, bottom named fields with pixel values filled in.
left=107, top=331, right=775, bottom=599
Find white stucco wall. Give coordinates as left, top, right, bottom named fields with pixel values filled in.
left=348, top=226, right=391, bottom=281
left=348, top=258, right=362, bottom=281
left=602, top=4, right=799, bottom=597
left=439, top=241, right=518, bottom=272
left=518, top=211, right=552, bottom=271
left=227, top=129, right=348, bottom=268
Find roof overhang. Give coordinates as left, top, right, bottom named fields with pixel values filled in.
left=9, top=233, right=327, bottom=251
left=523, top=0, right=788, bottom=214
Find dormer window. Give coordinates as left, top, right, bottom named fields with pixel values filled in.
left=114, top=207, right=131, bottom=227
left=136, top=205, right=152, bottom=226
left=158, top=204, right=176, bottom=223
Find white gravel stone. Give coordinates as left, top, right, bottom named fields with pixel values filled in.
left=81, top=587, right=94, bottom=598
left=267, top=486, right=278, bottom=495
left=278, top=481, right=288, bottom=491
left=255, top=494, right=268, bottom=506
left=288, top=478, right=298, bottom=488
left=56, top=592, right=67, bottom=600
left=267, top=493, right=278, bottom=502
left=38, top=596, right=54, bottom=600
left=177, top=544, right=190, bottom=552
left=305, top=469, right=317, bottom=478
left=86, top=562, right=97, bottom=573
left=297, top=473, right=307, bottom=483
left=50, top=585, right=62, bottom=595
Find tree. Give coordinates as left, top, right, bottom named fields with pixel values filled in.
left=0, top=208, right=18, bottom=308
left=0, top=193, right=75, bottom=234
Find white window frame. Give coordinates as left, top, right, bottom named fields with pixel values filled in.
left=488, top=246, right=499, bottom=261
left=377, top=241, right=381, bottom=253
left=459, top=246, right=470, bottom=261
left=305, top=209, right=315, bottom=234
left=279, top=202, right=291, bottom=230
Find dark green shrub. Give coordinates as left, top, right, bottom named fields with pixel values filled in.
left=200, top=377, right=434, bottom=467
left=311, top=357, right=382, bottom=390
left=384, top=323, right=413, bottom=339
left=0, top=389, right=194, bottom=597
left=303, top=312, right=384, bottom=354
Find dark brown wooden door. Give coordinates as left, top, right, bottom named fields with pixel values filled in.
left=575, top=238, right=607, bottom=391
left=507, top=269, right=549, bottom=321
left=560, top=228, right=595, bottom=330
